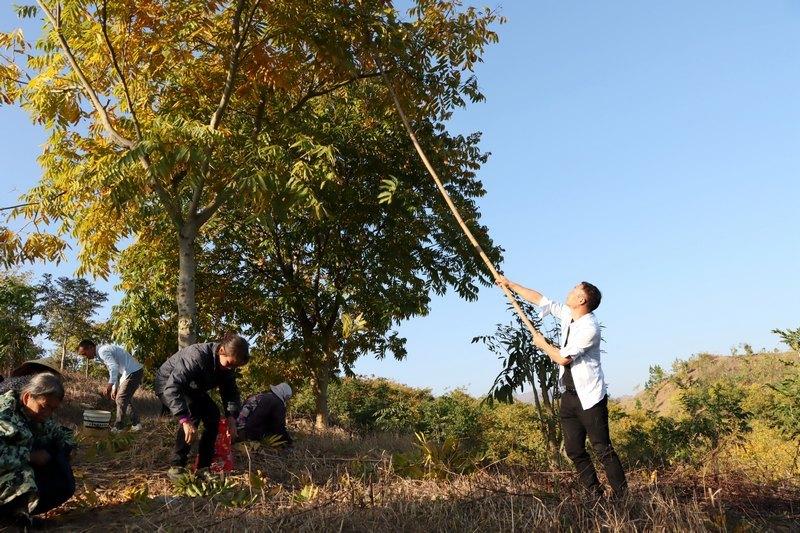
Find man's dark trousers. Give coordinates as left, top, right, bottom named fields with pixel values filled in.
left=560, top=392, right=627, bottom=496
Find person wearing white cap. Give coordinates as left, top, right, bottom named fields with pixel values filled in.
left=235, top=383, right=293, bottom=447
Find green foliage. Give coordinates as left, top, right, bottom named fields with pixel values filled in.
left=3, top=0, right=505, bottom=356
left=614, top=378, right=753, bottom=467
left=480, top=401, right=551, bottom=467
left=393, top=432, right=482, bottom=480
left=417, top=391, right=484, bottom=450
left=293, top=376, right=553, bottom=467
left=764, top=361, right=800, bottom=441
left=173, top=471, right=256, bottom=507
left=292, top=377, right=433, bottom=433
left=476, top=300, right=559, bottom=404
left=678, top=379, right=752, bottom=450
left=474, top=299, right=561, bottom=462
left=37, top=274, right=107, bottom=369
left=645, top=364, right=667, bottom=390
left=0, top=271, right=42, bottom=371
left=110, top=231, right=178, bottom=371
left=772, top=326, right=800, bottom=352
left=79, top=431, right=135, bottom=460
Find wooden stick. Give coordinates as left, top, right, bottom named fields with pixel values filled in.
left=387, top=85, right=543, bottom=339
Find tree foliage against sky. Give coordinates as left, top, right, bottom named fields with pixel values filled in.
left=0, top=0, right=503, bottom=351
left=0, top=271, right=42, bottom=371
left=37, top=273, right=107, bottom=369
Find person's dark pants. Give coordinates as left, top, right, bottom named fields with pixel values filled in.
left=170, top=393, right=220, bottom=468
left=560, top=392, right=627, bottom=497
left=32, top=447, right=76, bottom=515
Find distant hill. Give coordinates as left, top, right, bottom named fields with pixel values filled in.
left=513, top=351, right=797, bottom=416
left=619, top=351, right=797, bottom=416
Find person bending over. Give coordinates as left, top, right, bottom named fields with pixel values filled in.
left=236, top=383, right=293, bottom=448
left=155, top=333, right=249, bottom=480
left=497, top=277, right=627, bottom=498
left=77, top=339, right=144, bottom=432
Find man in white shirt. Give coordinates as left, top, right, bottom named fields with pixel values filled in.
left=497, top=277, right=627, bottom=497
left=77, top=339, right=144, bottom=432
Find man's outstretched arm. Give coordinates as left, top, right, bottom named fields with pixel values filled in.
left=532, top=331, right=573, bottom=366
left=496, top=276, right=544, bottom=305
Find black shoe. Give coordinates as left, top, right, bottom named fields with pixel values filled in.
left=12, top=512, right=46, bottom=530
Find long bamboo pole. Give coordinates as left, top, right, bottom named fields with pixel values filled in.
left=387, top=85, right=543, bottom=340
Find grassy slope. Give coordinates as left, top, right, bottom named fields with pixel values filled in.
left=618, top=351, right=796, bottom=416
left=36, top=370, right=800, bottom=531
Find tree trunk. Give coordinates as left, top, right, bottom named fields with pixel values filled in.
left=60, top=340, right=67, bottom=370
left=537, top=370, right=561, bottom=465
left=311, top=372, right=330, bottom=429
left=177, top=226, right=198, bottom=349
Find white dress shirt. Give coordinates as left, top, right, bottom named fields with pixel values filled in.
left=537, top=296, right=606, bottom=409
left=96, top=344, right=143, bottom=385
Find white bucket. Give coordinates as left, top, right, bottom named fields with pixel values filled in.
left=83, top=409, right=112, bottom=429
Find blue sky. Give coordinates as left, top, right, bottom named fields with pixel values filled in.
left=2, top=1, right=799, bottom=397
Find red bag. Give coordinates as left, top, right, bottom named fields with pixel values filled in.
left=195, top=418, right=234, bottom=473
left=211, top=418, right=234, bottom=473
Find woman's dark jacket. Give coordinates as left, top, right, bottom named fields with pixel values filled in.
left=154, top=342, right=241, bottom=419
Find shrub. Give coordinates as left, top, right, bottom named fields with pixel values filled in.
left=418, top=390, right=484, bottom=450
left=290, top=376, right=432, bottom=433
left=480, top=401, right=550, bottom=467
left=614, top=379, right=754, bottom=468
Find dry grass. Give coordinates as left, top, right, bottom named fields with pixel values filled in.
left=40, top=372, right=800, bottom=532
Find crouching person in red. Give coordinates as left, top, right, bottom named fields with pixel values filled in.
left=154, top=333, right=249, bottom=480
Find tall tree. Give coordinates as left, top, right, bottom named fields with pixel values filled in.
left=0, top=271, right=43, bottom=372
left=37, top=274, right=107, bottom=369
left=1, top=1, right=498, bottom=349
left=203, top=85, right=500, bottom=426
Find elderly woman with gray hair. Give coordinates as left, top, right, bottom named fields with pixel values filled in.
left=0, top=373, right=75, bottom=527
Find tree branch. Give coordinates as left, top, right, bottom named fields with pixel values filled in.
left=35, top=0, right=134, bottom=149
left=209, top=0, right=260, bottom=130
left=188, top=174, right=205, bottom=217
left=283, top=70, right=387, bottom=117
left=195, top=187, right=226, bottom=227
left=252, top=88, right=268, bottom=139
left=0, top=191, right=67, bottom=213
left=100, top=0, right=142, bottom=140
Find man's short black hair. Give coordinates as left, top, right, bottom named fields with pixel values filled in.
left=220, top=332, right=250, bottom=364
left=77, top=339, right=96, bottom=350
left=579, top=282, right=602, bottom=312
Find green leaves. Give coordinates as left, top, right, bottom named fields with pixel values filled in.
left=377, top=176, right=399, bottom=204
left=0, top=271, right=42, bottom=369
left=12, top=5, right=38, bottom=19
